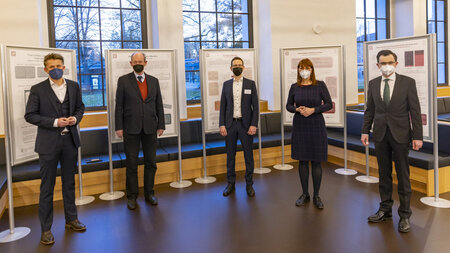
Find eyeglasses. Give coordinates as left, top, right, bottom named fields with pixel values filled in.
left=378, top=61, right=396, bottom=65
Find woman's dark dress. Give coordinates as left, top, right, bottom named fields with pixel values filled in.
left=286, top=81, right=333, bottom=161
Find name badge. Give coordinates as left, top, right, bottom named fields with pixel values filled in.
left=244, top=89, right=251, bottom=94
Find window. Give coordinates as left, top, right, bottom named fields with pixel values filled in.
left=356, top=0, right=389, bottom=91
left=428, top=0, right=447, bottom=85
left=182, top=0, right=253, bottom=104
left=48, top=0, right=148, bottom=109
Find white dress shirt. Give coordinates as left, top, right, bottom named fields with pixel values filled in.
left=51, top=79, right=74, bottom=129
left=232, top=78, right=243, bottom=118
left=134, top=72, right=145, bottom=82
left=380, top=72, right=396, bottom=101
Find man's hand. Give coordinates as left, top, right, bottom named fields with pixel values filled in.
left=220, top=126, right=227, bottom=136
left=116, top=130, right=123, bottom=138
left=412, top=140, right=423, bottom=151
left=361, top=134, right=369, bottom=146
left=157, top=129, right=164, bottom=136
left=57, top=117, right=70, bottom=127
left=67, top=116, right=77, bottom=126
left=248, top=126, right=257, bottom=135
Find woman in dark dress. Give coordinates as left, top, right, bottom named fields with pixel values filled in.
left=286, top=58, right=333, bottom=209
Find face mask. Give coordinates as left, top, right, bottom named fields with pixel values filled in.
left=133, top=64, right=144, bottom=73
left=49, top=68, right=64, bottom=80
left=380, top=64, right=395, bottom=76
left=232, top=67, right=243, bottom=77
left=300, top=70, right=311, bottom=79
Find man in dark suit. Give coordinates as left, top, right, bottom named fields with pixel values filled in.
left=115, top=52, right=165, bottom=210
left=25, top=53, right=86, bottom=245
left=219, top=57, right=259, bottom=197
left=361, top=50, right=423, bottom=233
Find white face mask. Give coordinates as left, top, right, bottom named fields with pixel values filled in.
left=300, top=70, right=311, bottom=79
left=380, top=64, right=395, bottom=76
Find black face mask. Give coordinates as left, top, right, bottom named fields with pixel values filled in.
left=232, top=67, right=243, bottom=77
left=133, top=64, right=144, bottom=73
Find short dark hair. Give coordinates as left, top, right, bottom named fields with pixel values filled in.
left=43, top=53, right=64, bottom=67
left=231, top=56, right=244, bottom=66
left=376, top=50, right=397, bottom=63
left=131, top=52, right=147, bottom=62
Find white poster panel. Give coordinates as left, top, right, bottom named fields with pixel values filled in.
left=364, top=35, right=435, bottom=142
left=200, top=49, right=257, bottom=133
left=106, top=49, right=178, bottom=143
left=4, top=46, right=76, bottom=165
left=280, top=46, right=345, bottom=128
left=0, top=46, right=5, bottom=135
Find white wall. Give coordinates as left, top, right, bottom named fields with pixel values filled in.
left=254, top=0, right=359, bottom=110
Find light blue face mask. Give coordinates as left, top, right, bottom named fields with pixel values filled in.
left=49, top=68, right=64, bottom=80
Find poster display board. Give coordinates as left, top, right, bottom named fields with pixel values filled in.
left=200, top=49, right=257, bottom=133
left=106, top=49, right=178, bottom=143
left=3, top=46, right=76, bottom=165
left=280, top=46, right=345, bottom=128
left=364, top=35, right=435, bottom=142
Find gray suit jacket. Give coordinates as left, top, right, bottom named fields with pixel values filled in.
left=115, top=72, right=165, bottom=134
left=362, top=73, right=423, bottom=144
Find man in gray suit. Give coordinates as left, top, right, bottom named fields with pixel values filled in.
left=361, top=50, right=423, bottom=233
left=115, top=52, right=165, bottom=210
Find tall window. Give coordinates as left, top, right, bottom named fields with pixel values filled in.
left=48, top=0, right=147, bottom=109
left=182, top=0, right=253, bottom=104
left=356, top=0, right=389, bottom=91
left=428, top=0, right=447, bottom=85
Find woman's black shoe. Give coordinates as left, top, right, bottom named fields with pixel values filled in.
left=313, top=196, right=324, bottom=209
left=295, top=194, right=310, bottom=206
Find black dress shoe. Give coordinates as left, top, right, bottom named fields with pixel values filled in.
left=145, top=195, right=158, bottom=205
left=295, top=194, right=310, bottom=206
left=246, top=185, right=255, bottom=197
left=223, top=183, right=235, bottom=196
left=127, top=199, right=137, bottom=210
left=313, top=196, right=324, bottom=209
left=368, top=210, right=392, bottom=223
left=65, top=219, right=86, bottom=232
left=40, top=230, right=55, bottom=245
left=398, top=218, right=411, bottom=233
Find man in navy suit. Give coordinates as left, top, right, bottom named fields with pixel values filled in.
left=115, top=52, right=165, bottom=210
left=361, top=50, right=423, bottom=233
left=219, top=57, right=259, bottom=197
left=25, top=53, right=86, bottom=245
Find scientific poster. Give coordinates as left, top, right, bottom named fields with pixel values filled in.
left=364, top=35, right=435, bottom=142
left=4, top=46, right=76, bottom=165
left=200, top=49, right=257, bottom=133
left=106, top=49, right=178, bottom=143
left=280, top=46, right=345, bottom=128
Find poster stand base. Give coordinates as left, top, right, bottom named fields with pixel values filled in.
left=355, top=175, right=379, bottom=183
left=0, top=227, right=31, bottom=243
left=254, top=167, right=271, bottom=174
left=99, top=191, right=125, bottom=201
left=195, top=176, right=216, bottom=184
left=75, top=195, right=95, bottom=206
left=273, top=164, right=293, bottom=170
left=170, top=180, right=192, bottom=188
left=335, top=168, right=357, bottom=175
left=420, top=197, right=450, bottom=208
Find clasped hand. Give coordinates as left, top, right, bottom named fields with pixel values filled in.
left=57, top=116, right=76, bottom=127
left=296, top=106, right=314, bottom=117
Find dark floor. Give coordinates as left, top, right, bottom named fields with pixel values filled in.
left=1, top=162, right=450, bottom=253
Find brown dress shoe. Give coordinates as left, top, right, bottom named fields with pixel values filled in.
left=40, top=230, right=55, bottom=245
left=65, top=219, right=87, bottom=232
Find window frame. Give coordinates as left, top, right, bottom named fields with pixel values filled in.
left=47, top=0, right=148, bottom=111
left=183, top=0, right=254, bottom=105
left=427, top=0, right=448, bottom=86
left=356, top=0, right=390, bottom=92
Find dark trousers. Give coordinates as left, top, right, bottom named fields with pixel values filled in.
left=39, top=134, right=78, bottom=232
left=123, top=130, right=157, bottom=199
left=225, top=119, right=254, bottom=185
left=374, top=127, right=412, bottom=218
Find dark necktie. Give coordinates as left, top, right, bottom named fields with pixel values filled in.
left=383, top=79, right=390, bottom=106
left=137, top=76, right=143, bottom=82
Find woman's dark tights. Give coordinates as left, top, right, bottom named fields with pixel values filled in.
left=298, top=161, right=322, bottom=196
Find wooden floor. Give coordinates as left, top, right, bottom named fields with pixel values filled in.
left=1, top=162, right=450, bottom=253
